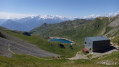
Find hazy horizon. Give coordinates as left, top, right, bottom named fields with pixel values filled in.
left=0, top=0, right=119, bottom=19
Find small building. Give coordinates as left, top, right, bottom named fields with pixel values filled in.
left=85, top=36, right=110, bottom=52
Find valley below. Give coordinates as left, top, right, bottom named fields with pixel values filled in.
left=0, top=14, right=119, bottom=67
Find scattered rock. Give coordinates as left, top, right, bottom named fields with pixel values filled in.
left=97, top=60, right=117, bottom=65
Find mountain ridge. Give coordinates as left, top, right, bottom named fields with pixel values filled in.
left=31, top=16, right=117, bottom=44
left=0, top=15, right=69, bottom=31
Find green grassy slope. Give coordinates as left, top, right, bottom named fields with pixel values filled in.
left=31, top=17, right=110, bottom=45
left=0, top=51, right=119, bottom=67
left=111, top=36, right=119, bottom=45
left=2, top=30, right=79, bottom=58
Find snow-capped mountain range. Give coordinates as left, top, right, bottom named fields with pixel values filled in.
left=0, top=11, right=119, bottom=31
left=0, top=15, right=69, bottom=31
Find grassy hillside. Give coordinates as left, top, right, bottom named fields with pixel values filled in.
left=106, top=15, right=119, bottom=37
left=111, top=36, right=119, bottom=45
left=105, top=15, right=119, bottom=45
left=2, top=29, right=79, bottom=58
left=31, top=17, right=110, bottom=45
left=0, top=52, right=119, bottom=67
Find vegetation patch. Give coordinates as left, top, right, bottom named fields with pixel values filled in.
left=0, top=52, right=119, bottom=67
left=111, top=36, right=119, bottom=45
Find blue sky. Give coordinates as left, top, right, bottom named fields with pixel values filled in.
left=0, top=0, right=119, bottom=18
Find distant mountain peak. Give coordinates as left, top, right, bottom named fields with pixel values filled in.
left=0, top=15, right=69, bottom=31
left=35, top=15, right=67, bottom=20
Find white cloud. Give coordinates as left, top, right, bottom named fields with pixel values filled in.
left=0, top=12, right=36, bottom=19
left=0, top=11, right=119, bottom=19
left=82, top=11, right=119, bottom=19
left=0, top=12, right=70, bottom=19
left=39, top=15, right=65, bottom=19
left=105, top=11, right=119, bottom=17
left=83, top=14, right=101, bottom=19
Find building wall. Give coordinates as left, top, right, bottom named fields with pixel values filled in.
left=85, top=38, right=110, bottom=52
left=85, top=38, right=93, bottom=52
left=93, top=40, right=110, bottom=52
